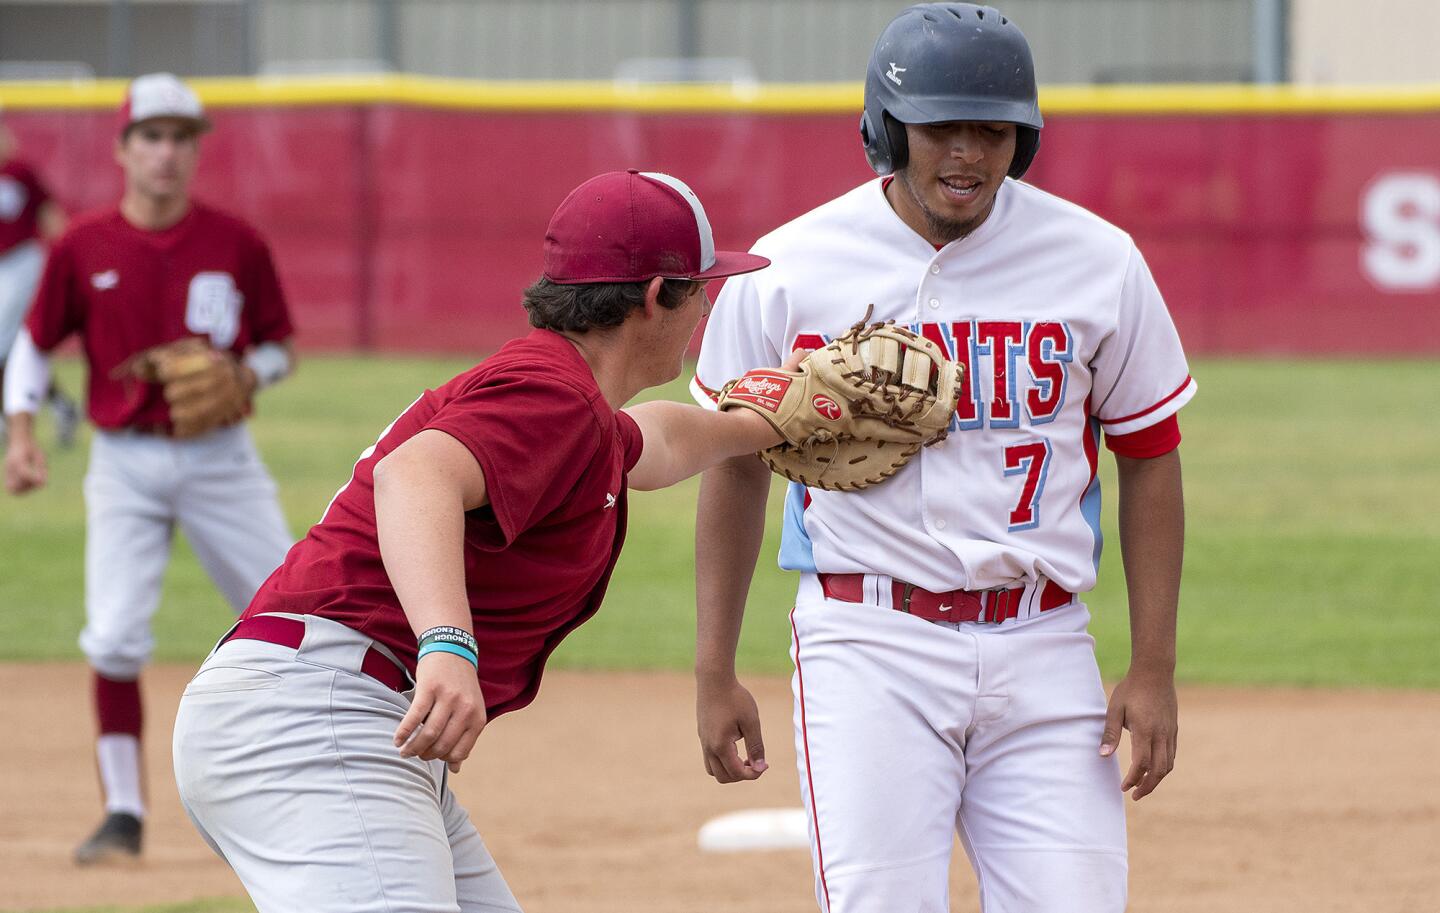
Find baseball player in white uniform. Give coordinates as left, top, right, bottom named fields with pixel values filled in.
left=2, top=74, right=296, bottom=865
left=0, top=111, right=80, bottom=445
left=691, top=5, right=1194, bottom=912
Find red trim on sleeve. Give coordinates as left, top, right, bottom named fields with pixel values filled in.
left=1103, top=376, right=1193, bottom=426
left=693, top=373, right=721, bottom=403
left=1105, top=415, right=1181, bottom=458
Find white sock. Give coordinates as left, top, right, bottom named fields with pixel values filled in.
left=96, top=733, right=145, bottom=818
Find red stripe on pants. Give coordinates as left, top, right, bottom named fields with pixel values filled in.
left=791, top=607, right=833, bottom=912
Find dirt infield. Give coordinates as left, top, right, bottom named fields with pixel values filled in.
left=1, top=663, right=1436, bottom=913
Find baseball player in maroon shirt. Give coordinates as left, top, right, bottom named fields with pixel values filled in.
left=3, top=74, right=296, bottom=864
left=0, top=111, right=80, bottom=446
left=172, top=169, right=795, bottom=912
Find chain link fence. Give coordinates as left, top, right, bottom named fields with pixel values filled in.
left=0, top=0, right=1275, bottom=83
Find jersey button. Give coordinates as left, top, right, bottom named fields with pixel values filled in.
left=929, top=265, right=940, bottom=275
left=928, top=297, right=940, bottom=309
left=934, top=518, right=947, bottom=529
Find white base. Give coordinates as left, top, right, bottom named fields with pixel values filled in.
left=697, top=807, right=810, bottom=853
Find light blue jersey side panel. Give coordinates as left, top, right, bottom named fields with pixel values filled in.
left=1081, top=417, right=1104, bottom=572
left=777, top=482, right=817, bottom=573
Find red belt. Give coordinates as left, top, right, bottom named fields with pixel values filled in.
left=817, top=573, right=1074, bottom=624
left=224, top=615, right=410, bottom=692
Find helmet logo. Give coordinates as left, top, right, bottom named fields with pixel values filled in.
left=886, top=62, right=907, bottom=86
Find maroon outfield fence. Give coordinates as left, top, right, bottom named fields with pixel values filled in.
left=4, top=79, right=1438, bottom=356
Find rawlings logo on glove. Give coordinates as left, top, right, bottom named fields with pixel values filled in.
left=716, top=306, right=963, bottom=491
left=725, top=373, right=793, bottom=412
left=811, top=394, right=843, bottom=420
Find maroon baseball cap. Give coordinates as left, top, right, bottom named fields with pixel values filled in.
left=544, top=170, right=770, bottom=284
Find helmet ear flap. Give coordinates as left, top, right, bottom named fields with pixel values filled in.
left=883, top=113, right=909, bottom=174
left=1008, top=126, right=1041, bottom=179
left=861, top=109, right=909, bottom=176
left=860, top=109, right=890, bottom=175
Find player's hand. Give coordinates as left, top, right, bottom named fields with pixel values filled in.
left=780, top=347, right=811, bottom=371
left=723, top=348, right=814, bottom=449
left=1100, top=667, right=1178, bottom=801
left=696, top=673, right=768, bottom=783
left=3, top=436, right=48, bottom=495
left=395, top=651, right=487, bottom=774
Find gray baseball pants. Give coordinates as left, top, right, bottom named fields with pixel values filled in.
left=0, top=240, right=44, bottom=357
left=82, top=424, right=292, bottom=679
left=173, top=613, right=523, bottom=913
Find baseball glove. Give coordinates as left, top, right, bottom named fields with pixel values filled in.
left=115, top=337, right=249, bottom=438
left=716, top=307, right=963, bottom=491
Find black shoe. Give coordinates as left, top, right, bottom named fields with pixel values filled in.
left=73, top=812, right=142, bottom=865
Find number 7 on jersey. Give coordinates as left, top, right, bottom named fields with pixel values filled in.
left=1003, top=440, right=1052, bottom=531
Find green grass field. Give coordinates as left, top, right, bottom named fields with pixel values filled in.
left=2, top=356, right=1437, bottom=688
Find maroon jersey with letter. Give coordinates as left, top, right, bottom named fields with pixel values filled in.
left=247, top=330, right=645, bottom=719
left=25, top=202, right=293, bottom=429
left=0, top=159, right=51, bottom=255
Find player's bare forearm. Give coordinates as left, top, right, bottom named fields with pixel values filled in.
left=2, top=413, right=47, bottom=495
left=1116, top=449, right=1183, bottom=674
left=694, top=456, right=772, bottom=782
left=373, top=429, right=490, bottom=771
left=695, top=455, right=771, bottom=677
left=624, top=400, right=782, bottom=492
left=1103, top=448, right=1184, bottom=800
left=3, top=411, right=36, bottom=441
left=374, top=429, right=487, bottom=637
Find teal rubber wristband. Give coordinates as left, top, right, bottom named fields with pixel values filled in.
left=417, top=641, right=479, bottom=668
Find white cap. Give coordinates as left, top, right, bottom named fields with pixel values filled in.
left=120, top=73, right=210, bottom=134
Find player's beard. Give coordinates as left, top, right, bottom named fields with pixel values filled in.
left=895, top=168, right=993, bottom=244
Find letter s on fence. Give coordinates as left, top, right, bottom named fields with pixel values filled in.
left=1361, top=172, right=1440, bottom=291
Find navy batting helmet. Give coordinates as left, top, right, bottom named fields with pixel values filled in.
left=861, top=3, right=1043, bottom=179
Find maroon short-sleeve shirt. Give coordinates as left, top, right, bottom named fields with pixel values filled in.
left=0, top=158, right=50, bottom=255
left=25, top=202, right=294, bottom=429
left=246, top=329, right=646, bottom=719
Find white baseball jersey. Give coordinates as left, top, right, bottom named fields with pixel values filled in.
left=692, top=177, right=1196, bottom=597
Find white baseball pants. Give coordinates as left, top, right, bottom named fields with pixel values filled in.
left=789, top=576, right=1127, bottom=913
left=80, top=425, right=291, bottom=678
left=173, top=614, right=523, bottom=913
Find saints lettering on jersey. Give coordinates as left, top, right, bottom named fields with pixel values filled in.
left=794, top=318, right=1074, bottom=434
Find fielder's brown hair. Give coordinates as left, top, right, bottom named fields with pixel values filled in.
left=521, top=276, right=700, bottom=333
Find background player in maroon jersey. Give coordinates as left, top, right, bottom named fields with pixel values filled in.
left=171, top=170, right=798, bottom=913
left=2, top=74, right=296, bottom=865
left=0, top=110, right=80, bottom=447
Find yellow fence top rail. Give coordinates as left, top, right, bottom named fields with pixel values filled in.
left=3, top=75, right=1440, bottom=115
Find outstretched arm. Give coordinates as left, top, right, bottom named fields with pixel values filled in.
left=1101, top=448, right=1184, bottom=800
left=624, top=402, right=781, bottom=491
left=624, top=349, right=807, bottom=491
